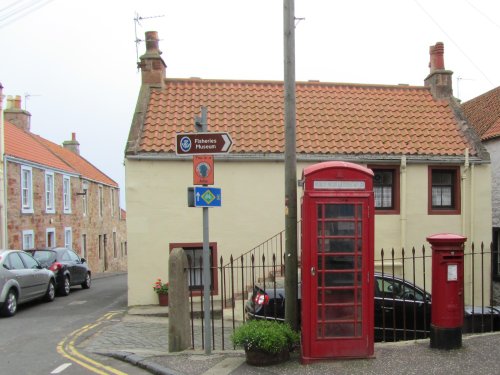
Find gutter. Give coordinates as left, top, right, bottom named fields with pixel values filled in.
left=126, top=152, right=489, bottom=165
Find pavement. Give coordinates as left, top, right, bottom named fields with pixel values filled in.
left=85, top=273, right=500, bottom=375
left=82, top=308, right=500, bottom=375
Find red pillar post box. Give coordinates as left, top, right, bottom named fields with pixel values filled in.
left=426, top=233, right=467, bottom=349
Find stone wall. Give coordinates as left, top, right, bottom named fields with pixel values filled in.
left=6, top=160, right=127, bottom=273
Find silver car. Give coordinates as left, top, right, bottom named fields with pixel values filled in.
left=0, top=249, right=56, bottom=317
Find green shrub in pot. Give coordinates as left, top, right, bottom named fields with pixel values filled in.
left=231, top=320, right=300, bottom=363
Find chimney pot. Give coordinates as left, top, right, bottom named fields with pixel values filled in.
left=424, top=42, right=453, bottom=100
left=139, top=31, right=166, bottom=87
left=429, top=42, right=445, bottom=73
left=145, top=31, right=160, bottom=53
left=4, top=95, right=31, bottom=131
left=14, top=95, right=22, bottom=110
left=63, top=132, right=80, bottom=155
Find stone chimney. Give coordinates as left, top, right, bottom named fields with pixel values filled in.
left=4, top=95, right=31, bottom=132
left=138, top=31, right=166, bottom=87
left=63, top=132, right=80, bottom=155
left=424, top=42, right=453, bottom=100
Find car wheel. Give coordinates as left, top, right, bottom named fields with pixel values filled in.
left=44, top=280, right=56, bottom=302
left=81, top=272, right=91, bottom=289
left=58, top=276, right=70, bottom=296
left=0, top=289, right=18, bottom=317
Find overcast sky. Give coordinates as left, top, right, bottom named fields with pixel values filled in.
left=1, top=0, right=499, bottom=208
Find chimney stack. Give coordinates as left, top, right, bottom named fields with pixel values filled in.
left=4, top=95, right=31, bottom=132
left=424, top=42, right=453, bottom=100
left=138, top=31, right=166, bottom=87
left=63, top=132, right=80, bottom=155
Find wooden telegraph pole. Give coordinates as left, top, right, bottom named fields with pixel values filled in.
left=283, top=0, right=298, bottom=330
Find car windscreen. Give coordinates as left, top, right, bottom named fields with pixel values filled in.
left=30, top=251, right=57, bottom=267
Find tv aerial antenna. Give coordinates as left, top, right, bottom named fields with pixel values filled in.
left=456, top=76, right=474, bottom=100
left=24, top=92, right=41, bottom=111
left=134, top=12, right=164, bottom=68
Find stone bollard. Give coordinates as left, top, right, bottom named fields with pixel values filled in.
left=168, top=248, right=191, bottom=352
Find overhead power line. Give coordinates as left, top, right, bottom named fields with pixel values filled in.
left=413, top=0, right=494, bottom=86
left=0, top=0, right=56, bottom=29
left=466, top=0, right=500, bottom=31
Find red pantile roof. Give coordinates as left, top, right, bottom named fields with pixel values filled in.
left=4, top=121, right=75, bottom=174
left=4, top=120, right=117, bottom=187
left=35, top=136, right=118, bottom=187
left=137, top=78, right=477, bottom=157
left=462, top=87, right=500, bottom=141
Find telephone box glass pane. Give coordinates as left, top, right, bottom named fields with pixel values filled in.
left=315, top=202, right=364, bottom=339
left=325, top=204, right=355, bottom=219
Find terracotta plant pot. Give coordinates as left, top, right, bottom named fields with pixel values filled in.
left=158, top=293, right=169, bottom=306
left=244, top=348, right=290, bottom=366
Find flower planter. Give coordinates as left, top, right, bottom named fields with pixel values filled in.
left=158, top=293, right=169, bottom=306
left=244, top=348, right=290, bottom=366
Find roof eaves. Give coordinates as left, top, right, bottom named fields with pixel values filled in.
left=5, top=155, right=80, bottom=177
left=126, top=151, right=485, bottom=165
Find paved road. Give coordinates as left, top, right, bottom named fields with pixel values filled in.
left=0, top=273, right=149, bottom=375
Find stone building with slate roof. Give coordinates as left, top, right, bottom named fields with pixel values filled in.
left=125, top=33, right=491, bottom=306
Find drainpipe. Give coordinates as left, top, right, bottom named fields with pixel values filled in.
left=461, top=149, right=469, bottom=239
left=462, top=149, right=472, bottom=302
left=400, top=155, right=407, bottom=249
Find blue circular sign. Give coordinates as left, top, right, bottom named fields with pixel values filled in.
left=180, top=136, right=192, bottom=153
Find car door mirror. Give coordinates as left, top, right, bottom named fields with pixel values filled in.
left=3, top=263, right=10, bottom=270
left=81, top=257, right=87, bottom=263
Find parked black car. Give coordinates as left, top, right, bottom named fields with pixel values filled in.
left=27, top=248, right=91, bottom=296
left=245, top=272, right=500, bottom=341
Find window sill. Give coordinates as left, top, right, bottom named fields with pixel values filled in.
left=428, top=208, right=461, bottom=215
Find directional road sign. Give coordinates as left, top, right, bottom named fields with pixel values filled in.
left=176, top=132, right=233, bottom=155
left=188, top=187, right=222, bottom=207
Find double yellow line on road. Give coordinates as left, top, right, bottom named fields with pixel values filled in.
left=57, top=310, right=127, bottom=375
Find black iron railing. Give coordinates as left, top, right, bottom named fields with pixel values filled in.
left=184, top=241, right=498, bottom=350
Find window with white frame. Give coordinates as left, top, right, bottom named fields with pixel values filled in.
left=21, top=166, right=33, bottom=213
left=45, top=171, right=55, bottom=213
left=22, top=230, right=34, bottom=250
left=46, top=228, right=56, bottom=248
left=82, top=182, right=88, bottom=216
left=63, top=176, right=71, bottom=213
left=64, top=227, right=72, bottom=249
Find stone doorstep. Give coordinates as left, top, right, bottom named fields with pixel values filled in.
left=128, top=305, right=233, bottom=320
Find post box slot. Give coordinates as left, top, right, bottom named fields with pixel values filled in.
left=442, top=256, right=461, bottom=260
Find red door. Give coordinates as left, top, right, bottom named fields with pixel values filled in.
left=304, top=198, right=373, bottom=359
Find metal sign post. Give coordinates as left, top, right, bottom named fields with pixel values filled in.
left=202, top=205, right=211, bottom=355
left=184, top=107, right=229, bottom=355
left=196, top=107, right=212, bottom=355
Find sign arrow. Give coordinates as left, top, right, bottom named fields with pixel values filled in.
left=221, top=134, right=231, bottom=152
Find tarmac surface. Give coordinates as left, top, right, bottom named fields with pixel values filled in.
left=82, top=305, right=500, bottom=375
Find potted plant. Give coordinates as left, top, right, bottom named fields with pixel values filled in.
left=153, top=278, right=169, bottom=306
left=231, top=320, right=300, bottom=366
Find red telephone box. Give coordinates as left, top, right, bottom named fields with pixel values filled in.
left=301, top=161, right=374, bottom=363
